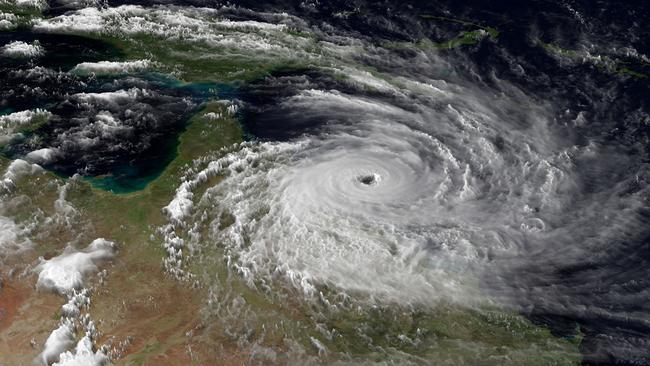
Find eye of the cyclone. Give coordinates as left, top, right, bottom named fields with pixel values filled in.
left=357, top=173, right=380, bottom=186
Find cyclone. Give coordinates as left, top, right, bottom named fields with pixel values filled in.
left=157, top=53, right=650, bottom=361
left=167, top=68, right=586, bottom=309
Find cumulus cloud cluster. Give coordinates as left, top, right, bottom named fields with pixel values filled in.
left=0, top=0, right=47, bottom=9
left=0, top=12, right=18, bottom=30
left=30, top=4, right=321, bottom=76
left=71, top=60, right=153, bottom=75
left=35, top=238, right=115, bottom=294
left=34, top=5, right=293, bottom=52
left=34, top=238, right=114, bottom=365
left=3, top=85, right=196, bottom=180
left=1, top=40, right=44, bottom=57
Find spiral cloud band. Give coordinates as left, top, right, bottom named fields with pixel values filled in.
left=163, top=70, right=606, bottom=310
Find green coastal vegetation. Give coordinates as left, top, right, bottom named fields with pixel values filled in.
left=540, top=41, right=648, bottom=79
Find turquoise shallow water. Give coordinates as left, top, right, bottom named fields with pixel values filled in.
left=83, top=77, right=238, bottom=194
left=83, top=135, right=180, bottom=193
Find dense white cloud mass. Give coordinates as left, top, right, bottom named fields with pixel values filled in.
left=1, top=40, right=44, bottom=57
left=0, top=0, right=47, bottom=9
left=0, top=12, right=18, bottom=30
left=52, top=336, right=108, bottom=366
left=1, top=158, right=42, bottom=189
left=0, top=109, right=51, bottom=144
left=0, top=109, right=51, bottom=127
left=35, top=238, right=116, bottom=294
left=26, top=148, right=58, bottom=164
left=34, top=5, right=289, bottom=34
left=30, top=4, right=318, bottom=74
left=0, top=215, right=33, bottom=253
left=40, top=319, right=75, bottom=365
left=71, top=60, right=153, bottom=75
left=33, top=5, right=292, bottom=50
